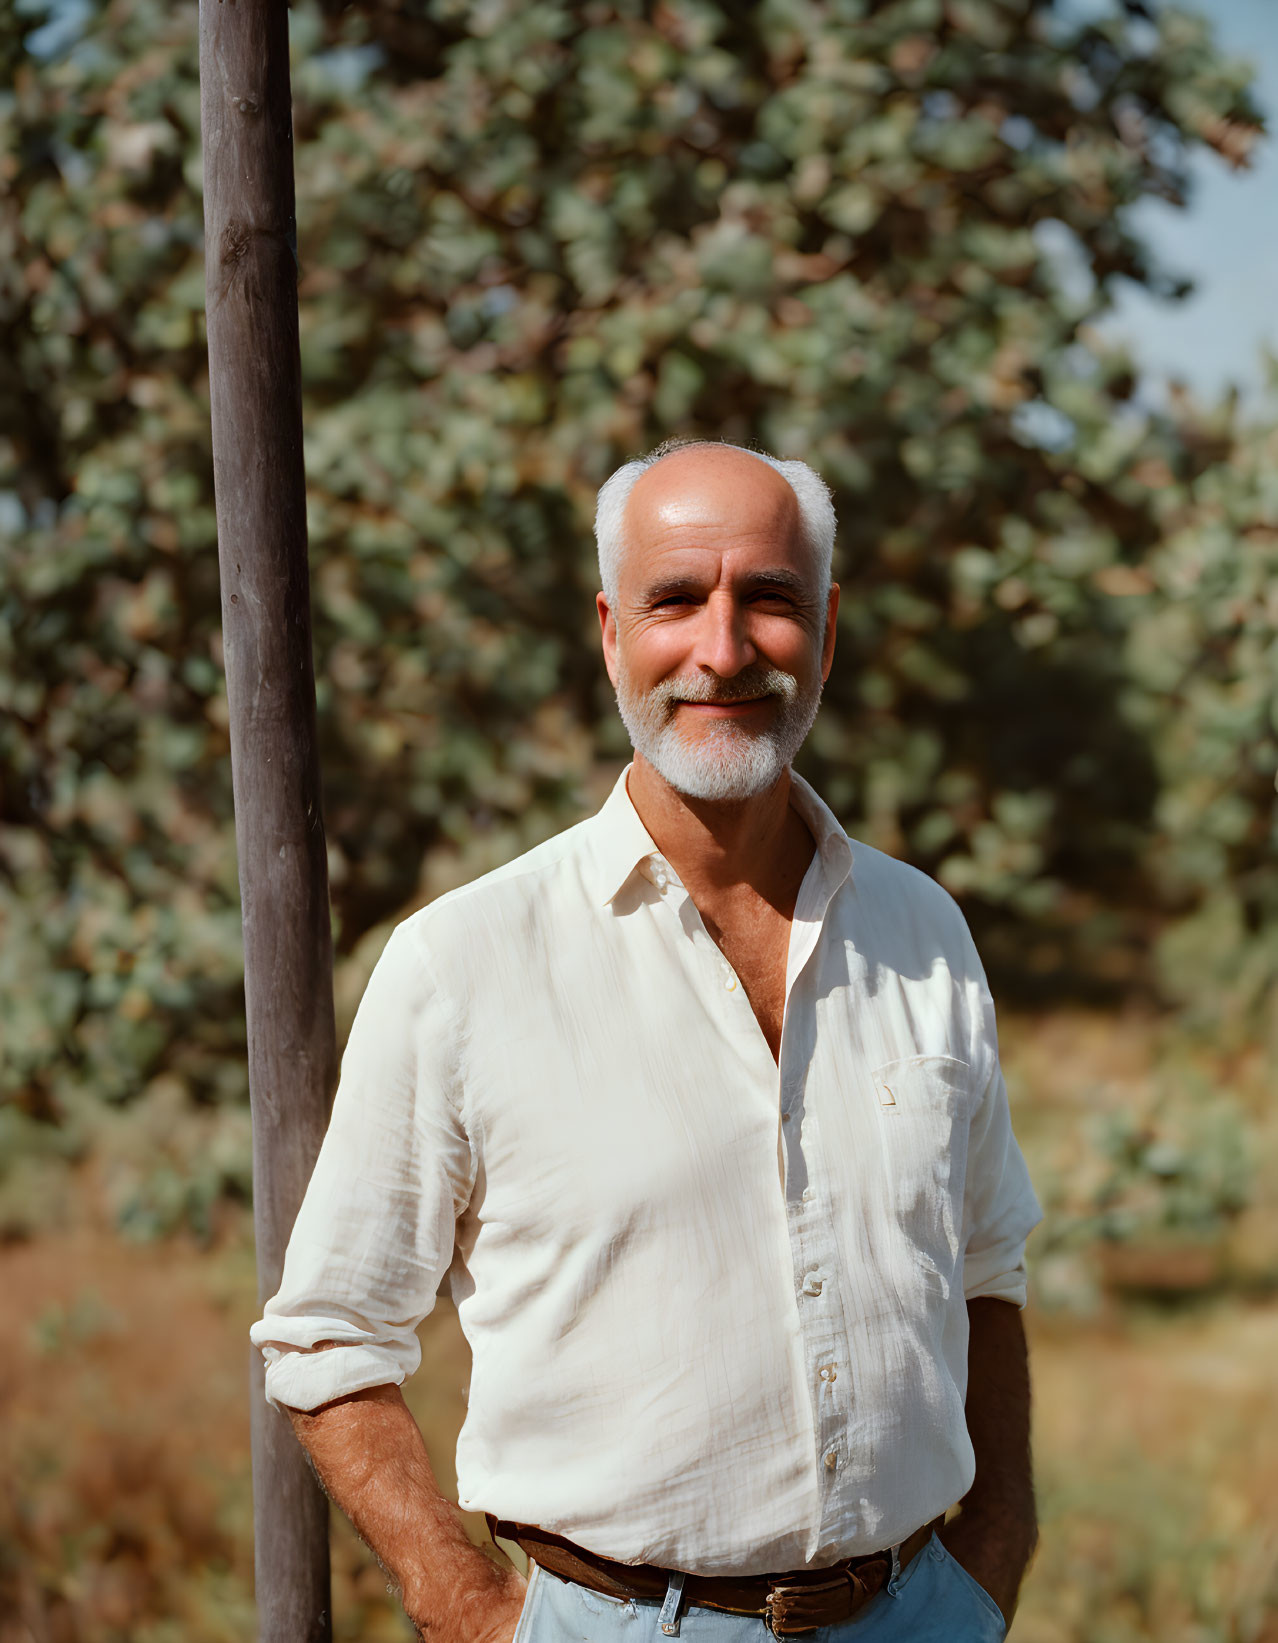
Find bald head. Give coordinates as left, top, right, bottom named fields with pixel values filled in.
left=594, top=440, right=836, bottom=605
left=624, top=446, right=804, bottom=581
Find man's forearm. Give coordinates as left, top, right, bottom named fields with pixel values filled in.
left=939, top=1296, right=1039, bottom=1626
left=284, top=1382, right=525, bottom=1643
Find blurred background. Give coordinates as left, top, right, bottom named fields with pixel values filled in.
left=1, top=0, right=1276, bottom=1637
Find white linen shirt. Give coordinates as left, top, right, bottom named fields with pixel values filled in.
left=251, top=764, right=1042, bottom=1576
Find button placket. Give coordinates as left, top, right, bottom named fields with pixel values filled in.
left=667, top=887, right=754, bottom=1021
left=678, top=844, right=854, bottom=1535
left=777, top=1068, right=850, bottom=1519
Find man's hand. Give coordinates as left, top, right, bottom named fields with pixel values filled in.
left=280, top=1376, right=527, bottom=1643
left=403, top=1559, right=527, bottom=1643
left=462, top=1588, right=529, bottom=1643
left=408, top=1568, right=527, bottom=1643
left=937, top=1501, right=1036, bottom=1632
left=936, top=1297, right=1039, bottom=1628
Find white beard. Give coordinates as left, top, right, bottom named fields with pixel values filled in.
left=614, top=658, right=823, bottom=802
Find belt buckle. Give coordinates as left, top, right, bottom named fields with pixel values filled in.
left=763, top=1574, right=848, bottom=1637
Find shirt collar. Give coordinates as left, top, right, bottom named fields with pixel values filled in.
left=587, top=763, right=853, bottom=909
left=587, top=765, right=663, bottom=907
left=786, top=767, right=855, bottom=904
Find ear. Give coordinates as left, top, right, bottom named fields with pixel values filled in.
left=820, top=583, right=839, bottom=682
left=597, top=591, right=620, bottom=689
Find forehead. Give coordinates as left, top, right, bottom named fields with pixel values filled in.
left=620, top=450, right=812, bottom=588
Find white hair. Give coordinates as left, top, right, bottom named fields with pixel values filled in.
left=594, top=439, right=836, bottom=603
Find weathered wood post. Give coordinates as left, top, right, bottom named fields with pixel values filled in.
left=199, top=2, right=335, bottom=1637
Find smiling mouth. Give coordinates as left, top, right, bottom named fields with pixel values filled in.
left=676, top=697, right=771, bottom=711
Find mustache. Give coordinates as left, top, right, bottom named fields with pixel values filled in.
left=651, top=667, right=801, bottom=709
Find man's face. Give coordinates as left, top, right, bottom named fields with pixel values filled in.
left=597, top=448, right=839, bottom=803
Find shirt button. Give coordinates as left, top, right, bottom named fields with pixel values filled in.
left=824, top=1450, right=838, bottom=1471
left=801, top=1271, right=823, bottom=1296
left=724, top=974, right=737, bottom=991
left=801, top=1188, right=814, bottom=1202
left=818, top=1364, right=837, bottom=1383
left=781, top=1111, right=791, bottom=1123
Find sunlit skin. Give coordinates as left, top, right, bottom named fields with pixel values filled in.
left=599, top=447, right=837, bottom=731
left=596, top=445, right=839, bottom=921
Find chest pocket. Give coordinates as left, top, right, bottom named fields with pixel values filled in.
left=871, top=1055, right=980, bottom=1286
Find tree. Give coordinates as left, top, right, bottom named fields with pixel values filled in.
left=0, top=0, right=1271, bottom=1235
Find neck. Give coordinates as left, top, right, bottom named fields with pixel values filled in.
left=626, top=753, right=814, bottom=911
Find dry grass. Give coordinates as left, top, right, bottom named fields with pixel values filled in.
left=2, top=1009, right=1275, bottom=1642
left=1021, top=1303, right=1278, bottom=1643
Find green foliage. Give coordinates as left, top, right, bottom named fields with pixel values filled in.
left=0, top=0, right=1274, bottom=1228
left=1130, top=410, right=1278, bottom=1036
left=1037, top=1083, right=1253, bottom=1263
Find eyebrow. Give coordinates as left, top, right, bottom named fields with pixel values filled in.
left=639, top=568, right=813, bottom=602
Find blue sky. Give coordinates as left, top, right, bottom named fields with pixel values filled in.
left=1098, top=0, right=1278, bottom=404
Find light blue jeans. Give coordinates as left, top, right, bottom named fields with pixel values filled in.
left=511, top=1533, right=1007, bottom=1642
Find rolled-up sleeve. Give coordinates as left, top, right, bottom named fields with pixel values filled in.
left=959, top=953, right=1043, bottom=1309
left=249, top=916, right=473, bottom=1412
left=961, top=1056, right=1042, bottom=1307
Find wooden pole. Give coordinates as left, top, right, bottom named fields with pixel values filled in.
left=199, top=3, right=335, bottom=1638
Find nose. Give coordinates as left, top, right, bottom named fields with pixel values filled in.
left=693, top=590, right=757, bottom=679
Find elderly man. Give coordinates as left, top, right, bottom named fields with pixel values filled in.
left=252, top=440, right=1042, bottom=1643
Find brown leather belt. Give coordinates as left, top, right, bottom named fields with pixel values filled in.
left=486, top=1513, right=945, bottom=1637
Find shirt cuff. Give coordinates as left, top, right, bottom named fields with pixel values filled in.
left=962, top=1245, right=1029, bottom=1309
left=249, top=1321, right=422, bottom=1412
